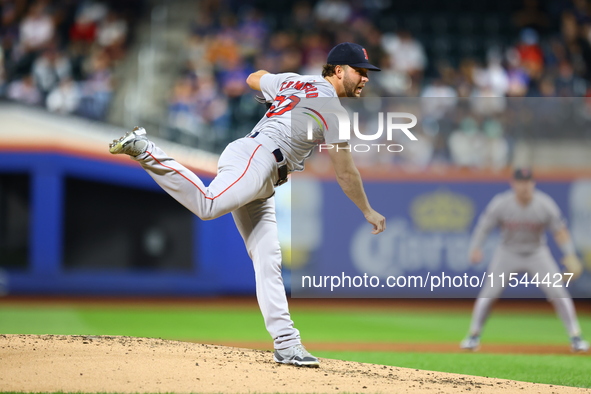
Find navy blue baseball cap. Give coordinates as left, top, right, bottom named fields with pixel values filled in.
left=327, top=42, right=381, bottom=71
left=513, top=167, right=533, bottom=180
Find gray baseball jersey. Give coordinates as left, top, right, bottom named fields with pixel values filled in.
left=252, top=73, right=348, bottom=173
left=469, top=190, right=566, bottom=255
left=467, top=189, right=578, bottom=337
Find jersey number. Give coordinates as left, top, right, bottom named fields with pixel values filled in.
left=266, top=95, right=300, bottom=117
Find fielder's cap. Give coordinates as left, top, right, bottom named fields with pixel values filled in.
left=513, top=167, right=533, bottom=180
left=327, top=42, right=381, bottom=71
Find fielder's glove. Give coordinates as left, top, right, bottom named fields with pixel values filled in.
left=562, top=254, right=583, bottom=280
left=255, top=95, right=272, bottom=109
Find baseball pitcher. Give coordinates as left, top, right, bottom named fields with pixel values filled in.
left=461, top=168, right=588, bottom=352
left=109, top=43, right=386, bottom=367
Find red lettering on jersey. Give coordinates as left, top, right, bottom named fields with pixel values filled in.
left=266, top=95, right=301, bottom=117
left=294, top=81, right=305, bottom=90
left=503, top=221, right=545, bottom=232
left=279, top=80, right=318, bottom=94
left=306, top=92, right=318, bottom=98
left=303, top=83, right=317, bottom=93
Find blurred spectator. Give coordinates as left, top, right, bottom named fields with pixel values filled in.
left=189, top=10, right=215, bottom=38
left=421, top=78, right=458, bottom=120
left=167, top=76, right=200, bottom=145
left=79, top=1, right=108, bottom=23
left=361, top=24, right=386, bottom=68
left=167, top=74, right=230, bottom=150
left=538, top=75, right=557, bottom=96
left=264, top=31, right=297, bottom=73
left=1, top=0, right=135, bottom=121
left=7, top=73, right=42, bottom=105
left=237, top=8, right=267, bottom=59
left=382, top=30, right=426, bottom=91
left=0, top=48, right=5, bottom=94
left=555, top=60, right=587, bottom=96
left=300, top=49, right=326, bottom=75
left=571, top=0, right=591, bottom=25
left=12, top=1, right=55, bottom=77
left=69, top=13, right=97, bottom=47
left=46, top=77, right=80, bottom=114
left=184, top=33, right=212, bottom=79
left=481, top=118, right=509, bottom=169
left=291, top=1, right=315, bottom=33
left=505, top=49, right=531, bottom=97
left=470, top=86, right=507, bottom=117
left=448, top=117, right=486, bottom=168
left=0, top=0, right=21, bottom=36
left=299, top=33, right=329, bottom=75
left=0, top=0, right=20, bottom=74
left=515, top=28, right=545, bottom=79
left=207, top=33, right=241, bottom=70
left=221, top=64, right=251, bottom=98
left=473, top=50, right=510, bottom=97
left=279, top=46, right=303, bottom=73
left=96, top=10, right=128, bottom=62
left=528, top=84, right=565, bottom=138
left=18, top=2, right=54, bottom=53
left=194, top=74, right=230, bottom=148
left=313, top=0, right=351, bottom=24
left=77, top=49, right=113, bottom=120
left=376, top=54, right=412, bottom=95
left=400, top=128, right=435, bottom=169
left=456, top=59, right=478, bottom=97
left=561, top=11, right=591, bottom=80
left=32, top=48, right=71, bottom=95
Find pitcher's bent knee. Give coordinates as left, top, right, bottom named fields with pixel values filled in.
left=199, top=211, right=223, bottom=221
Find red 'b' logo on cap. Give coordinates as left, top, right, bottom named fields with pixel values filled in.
left=362, top=48, right=368, bottom=60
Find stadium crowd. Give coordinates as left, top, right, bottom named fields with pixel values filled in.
left=2, top=0, right=591, bottom=168
left=0, top=0, right=140, bottom=120
left=166, top=0, right=591, bottom=168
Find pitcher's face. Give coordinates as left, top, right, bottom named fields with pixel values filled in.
left=343, top=66, right=369, bottom=97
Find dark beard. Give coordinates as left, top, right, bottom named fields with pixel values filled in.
left=343, top=75, right=358, bottom=97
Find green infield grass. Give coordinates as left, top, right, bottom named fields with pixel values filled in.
left=313, top=351, right=591, bottom=388
left=0, top=303, right=590, bottom=388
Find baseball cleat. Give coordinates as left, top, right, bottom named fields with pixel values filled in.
left=109, top=126, right=148, bottom=156
left=571, top=336, right=590, bottom=353
left=460, top=335, right=481, bottom=351
left=274, top=344, right=320, bottom=368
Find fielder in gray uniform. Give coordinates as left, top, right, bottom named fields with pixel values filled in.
left=108, top=43, right=386, bottom=367
left=461, top=168, right=589, bottom=352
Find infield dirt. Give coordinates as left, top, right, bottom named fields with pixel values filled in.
left=1, top=334, right=589, bottom=393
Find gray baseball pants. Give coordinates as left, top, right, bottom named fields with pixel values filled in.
left=469, top=246, right=581, bottom=337
left=134, top=138, right=301, bottom=349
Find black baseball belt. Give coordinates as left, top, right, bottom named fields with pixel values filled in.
left=248, top=131, right=288, bottom=186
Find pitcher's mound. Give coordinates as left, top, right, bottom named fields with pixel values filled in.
left=0, top=334, right=583, bottom=393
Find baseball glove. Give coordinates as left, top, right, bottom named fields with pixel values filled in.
left=255, top=95, right=272, bottom=109
left=562, top=254, right=583, bottom=280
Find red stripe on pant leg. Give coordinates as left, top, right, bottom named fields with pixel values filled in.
left=146, top=144, right=264, bottom=201
left=212, top=144, right=264, bottom=199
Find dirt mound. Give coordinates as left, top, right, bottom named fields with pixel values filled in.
left=0, top=334, right=586, bottom=393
